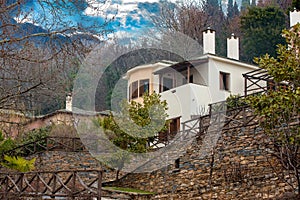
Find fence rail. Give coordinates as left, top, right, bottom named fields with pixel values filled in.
left=4, top=136, right=87, bottom=157
left=0, top=169, right=102, bottom=199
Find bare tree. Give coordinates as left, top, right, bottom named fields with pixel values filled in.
left=152, top=1, right=207, bottom=44
left=0, top=1, right=111, bottom=116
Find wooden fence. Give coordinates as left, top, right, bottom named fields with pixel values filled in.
left=4, top=136, right=87, bottom=157
left=0, top=169, right=102, bottom=199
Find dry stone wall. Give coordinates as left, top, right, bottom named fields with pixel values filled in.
left=30, top=151, right=125, bottom=182
left=107, top=124, right=295, bottom=199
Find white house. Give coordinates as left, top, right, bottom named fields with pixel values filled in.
left=124, top=29, right=258, bottom=131
left=124, top=10, right=300, bottom=132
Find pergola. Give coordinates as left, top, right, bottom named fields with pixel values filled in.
left=243, top=68, right=274, bottom=96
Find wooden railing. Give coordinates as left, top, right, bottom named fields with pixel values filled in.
left=181, top=98, right=259, bottom=137
left=4, top=136, right=87, bottom=157
left=0, top=169, right=102, bottom=199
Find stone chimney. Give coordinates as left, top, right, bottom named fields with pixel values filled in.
left=227, top=33, right=239, bottom=60
left=66, top=93, right=72, bottom=112
left=203, top=27, right=215, bottom=54
left=290, top=9, right=300, bottom=27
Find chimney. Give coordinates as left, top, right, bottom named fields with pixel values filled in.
left=290, top=8, right=300, bottom=27
left=66, top=93, right=72, bottom=112
left=227, top=33, right=239, bottom=60
left=203, top=27, right=215, bottom=54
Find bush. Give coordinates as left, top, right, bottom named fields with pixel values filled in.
left=16, top=126, right=51, bottom=156
left=226, top=94, right=246, bottom=110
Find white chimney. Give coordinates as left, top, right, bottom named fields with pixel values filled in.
left=66, top=93, right=72, bottom=112
left=290, top=9, right=300, bottom=27
left=203, top=27, right=215, bottom=54
left=227, top=33, right=239, bottom=60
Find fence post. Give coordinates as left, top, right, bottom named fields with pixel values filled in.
left=73, top=138, right=76, bottom=151
left=46, top=137, right=49, bottom=151
left=97, top=170, right=102, bottom=200
left=4, top=175, right=8, bottom=200
left=243, top=106, right=246, bottom=127
left=52, top=172, right=56, bottom=198
left=19, top=173, right=24, bottom=194
left=36, top=172, right=40, bottom=196
left=72, top=171, right=76, bottom=199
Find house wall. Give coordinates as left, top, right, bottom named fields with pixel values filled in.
left=0, top=112, right=30, bottom=137
left=208, top=57, right=257, bottom=103
left=127, top=67, right=154, bottom=103
left=160, top=84, right=211, bottom=123
left=126, top=58, right=257, bottom=125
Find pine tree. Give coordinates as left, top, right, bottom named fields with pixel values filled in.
left=233, top=1, right=240, bottom=16
left=292, top=0, right=300, bottom=9
left=227, top=0, right=234, bottom=19
left=251, top=0, right=256, bottom=6
left=241, top=0, right=250, bottom=10
left=204, top=0, right=221, bottom=16
left=240, top=6, right=286, bottom=62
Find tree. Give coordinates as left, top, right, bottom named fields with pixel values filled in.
left=227, top=0, right=235, bottom=19
left=152, top=0, right=227, bottom=56
left=233, top=1, right=240, bottom=17
left=99, top=92, right=169, bottom=179
left=241, top=0, right=251, bottom=11
left=100, top=92, right=169, bottom=153
left=246, top=24, right=300, bottom=195
left=291, top=0, right=300, bottom=10
left=151, top=1, right=207, bottom=44
left=0, top=1, right=110, bottom=116
left=0, top=131, right=36, bottom=172
left=240, top=6, right=287, bottom=62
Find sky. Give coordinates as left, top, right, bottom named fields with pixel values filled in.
left=13, top=0, right=243, bottom=40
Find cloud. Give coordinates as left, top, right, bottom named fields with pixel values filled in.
left=16, top=0, right=176, bottom=38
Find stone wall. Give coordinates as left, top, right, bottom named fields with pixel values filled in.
left=30, top=151, right=125, bottom=182
left=106, top=124, right=295, bottom=199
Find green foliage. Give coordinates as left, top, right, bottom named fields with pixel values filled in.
left=0, top=131, right=16, bottom=155
left=292, top=0, right=300, bottom=10
left=19, top=126, right=50, bottom=144
left=246, top=24, right=300, bottom=190
left=101, top=150, right=130, bottom=172
left=0, top=138, right=16, bottom=155
left=99, top=92, right=169, bottom=153
left=226, top=94, right=246, bottom=110
left=227, top=0, right=240, bottom=18
left=1, top=155, right=36, bottom=172
left=241, top=0, right=250, bottom=11
left=16, top=126, right=51, bottom=156
left=241, top=6, right=286, bottom=62
left=247, top=24, right=300, bottom=139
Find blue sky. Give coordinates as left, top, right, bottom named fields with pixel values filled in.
left=13, top=0, right=243, bottom=39
left=14, top=0, right=170, bottom=38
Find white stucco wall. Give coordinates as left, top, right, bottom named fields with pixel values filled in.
left=125, top=57, right=258, bottom=127
left=208, top=56, right=257, bottom=102
left=160, top=84, right=211, bottom=124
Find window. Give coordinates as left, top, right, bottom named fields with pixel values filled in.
left=189, top=75, right=193, bottom=83
left=182, top=75, right=193, bottom=85
left=220, top=72, right=230, bottom=91
left=131, top=81, right=138, bottom=99
left=139, top=79, right=149, bottom=97
left=163, top=77, right=173, bottom=92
